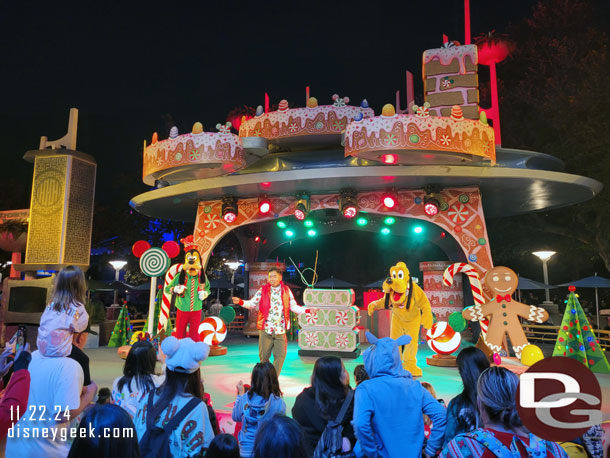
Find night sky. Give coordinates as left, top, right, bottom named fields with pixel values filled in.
left=0, top=0, right=536, bottom=209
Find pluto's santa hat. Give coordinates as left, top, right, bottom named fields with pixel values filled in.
left=180, top=235, right=198, bottom=252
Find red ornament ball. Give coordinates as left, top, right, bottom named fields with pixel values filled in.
left=589, top=360, right=594, bottom=365
left=559, top=337, right=564, bottom=342
left=568, top=285, right=576, bottom=292
left=563, top=326, right=568, bottom=331
left=583, top=326, right=588, bottom=331
left=162, top=241, right=181, bottom=259
left=569, top=348, right=573, bottom=353
left=132, top=240, right=151, bottom=258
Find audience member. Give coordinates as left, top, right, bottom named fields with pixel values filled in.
left=232, top=362, right=286, bottom=458
left=134, top=336, right=214, bottom=457
left=67, top=404, right=140, bottom=458
left=441, top=367, right=568, bottom=457
left=96, top=387, right=112, bottom=404
left=37, top=266, right=89, bottom=358
left=70, top=324, right=95, bottom=387
left=421, top=381, right=440, bottom=442
left=205, top=433, right=240, bottom=458
left=443, top=346, right=490, bottom=445
left=112, top=340, right=164, bottom=418
left=0, top=342, right=31, bottom=438
left=353, top=332, right=446, bottom=458
left=353, top=364, right=368, bottom=386
left=252, top=414, right=306, bottom=458
left=292, top=356, right=355, bottom=457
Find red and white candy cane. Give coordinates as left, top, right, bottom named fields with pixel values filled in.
left=159, top=263, right=182, bottom=333
left=443, top=262, right=489, bottom=337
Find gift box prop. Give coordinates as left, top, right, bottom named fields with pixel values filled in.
left=298, top=288, right=360, bottom=358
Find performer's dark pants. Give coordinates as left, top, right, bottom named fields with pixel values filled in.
left=259, top=331, right=287, bottom=375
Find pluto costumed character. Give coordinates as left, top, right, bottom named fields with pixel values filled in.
left=165, top=236, right=211, bottom=341
left=368, top=262, right=433, bottom=377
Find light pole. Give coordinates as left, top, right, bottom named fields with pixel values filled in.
left=109, top=260, right=127, bottom=306
left=532, top=251, right=556, bottom=303
left=226, top=261, right=242, bottom=299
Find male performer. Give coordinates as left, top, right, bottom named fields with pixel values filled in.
left=232, top=267, right=315, bottom=375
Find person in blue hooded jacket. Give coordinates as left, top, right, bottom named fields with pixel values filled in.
left=353, top=332, right=447, bottom=458
left=232, top=362, right=286, bottom=458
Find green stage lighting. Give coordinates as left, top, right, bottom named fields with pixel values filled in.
left=307, top=229, right=317, bottom=237
left=277, top=221, right=287, bottom=229
left=356, top=217, right=368, bottom=227
left=304, top=220, right=314, bottom=227
left=384, top=216, right=396, bottom=225
left=285, top=229, right=295, bottom=237
left=413, top=226, right=423, bottom=234
left=381, top=227, right=391, bottom=235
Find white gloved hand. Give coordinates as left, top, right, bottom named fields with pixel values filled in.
left=173, top=285, right=186, bottom=295
left=198, top=290, right=209, bottom=301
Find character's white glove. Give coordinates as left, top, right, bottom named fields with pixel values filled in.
left=173, top=285, right=186, bottom=295
left=199, top=290, right=209, bottom=301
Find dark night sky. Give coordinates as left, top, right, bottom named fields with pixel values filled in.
left=0, top=0, right=536, bottom=209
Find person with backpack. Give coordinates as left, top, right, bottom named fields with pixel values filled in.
left=353, top=332, right=446, bottom=458
left=134, top=336, right=215, bottom=458
left=232, top=362, right=286, bottom=458
left=440, top=366, right=568, bottom=458
left=292, top=356, right=356, bottom=457
left=252, top=415, right=307, bottom=458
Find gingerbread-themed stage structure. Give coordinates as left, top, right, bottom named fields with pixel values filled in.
left=130, top=23, right=601, bottom=359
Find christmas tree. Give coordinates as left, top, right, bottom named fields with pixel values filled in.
left=108, top=305, right=133, bottom=347
left=553, top=289, right=610, bottom=374
left=143, top=289, right=173, bottom=338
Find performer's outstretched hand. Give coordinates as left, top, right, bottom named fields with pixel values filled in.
left=231, top=297, right=241, bottom=305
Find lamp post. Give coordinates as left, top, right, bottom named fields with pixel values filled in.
left=109, top=260, right=127, bottom=306
left=226, top=261, right=242, bottom=299
left=532, top=251, right=556, bottom=303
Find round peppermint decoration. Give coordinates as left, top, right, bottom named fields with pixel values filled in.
left=140, top=248, right=170, bottom=277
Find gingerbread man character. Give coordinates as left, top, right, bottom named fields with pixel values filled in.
left=462, top=266, right=548, bottom=358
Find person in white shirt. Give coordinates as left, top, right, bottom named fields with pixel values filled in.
left=232, top=267, right=316, bottom=375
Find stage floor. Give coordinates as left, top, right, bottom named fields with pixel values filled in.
left=84, top=335, right=610, bottom=420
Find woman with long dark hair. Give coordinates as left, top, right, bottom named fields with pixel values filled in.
left=232, top=362, right=286, bottom=458
left=133, top=336, right=214, bottom=457
left=441, top=367, right=568, bottom=457
left=112, top=340, right=164, bottom=418
left=443, top=346, right=490, bottom=445
left=253, top=415, right=307, bottom=458
left=68, top=404, right=140, bottom=458
left=292, top=356, right=355, bottom=457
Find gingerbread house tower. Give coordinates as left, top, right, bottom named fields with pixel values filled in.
left=423, top=44, right=479, bottom=119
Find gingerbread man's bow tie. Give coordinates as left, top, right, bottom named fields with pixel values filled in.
left=496, top=294, right=512, bottom=302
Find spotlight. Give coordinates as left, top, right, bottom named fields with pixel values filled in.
left=356, top=217, right=368, bottom=227
left=339, top=190, right=358, bottom=219
left=307, top=229, right=317, bottom=237
left=222, top=197, right=238, bottom=223
left=285, top=229, right=295, bottom=238
left=384, top=217, right=396, bottom=225
left=382, top=154, right=397, bottom=164
left=381, top=227, right=391, bottom=235
left=258, top=196, right=271, bottom=215
left=277, top=221, right=287, bottom=229
left=294, top=193, right=310, bottom=221
left=382, top=190, right=397, bottom=209
left=413, top=226, right=423, bottom=234
left=304, top=220, right=314, bottom=228
left=423, top=185, right=443, bottom=217
left=254, top=235, right=261, bottom=243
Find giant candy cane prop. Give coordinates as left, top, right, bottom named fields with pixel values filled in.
left=159, top=263, right=182, bottom=334
left=443, top=262, right=489, bottom=339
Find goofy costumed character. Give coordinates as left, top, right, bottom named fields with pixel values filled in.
left=368, top=262, right=433, bottom=377
left=165, top=235, right=211, bottom=341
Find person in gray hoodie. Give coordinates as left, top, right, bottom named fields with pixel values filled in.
left=232, top=362, right=286, bottom=458
left=353, top=332, right=447, bottom=458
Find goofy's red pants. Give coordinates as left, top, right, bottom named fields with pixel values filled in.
left=174, top=310, right=201, bottom=341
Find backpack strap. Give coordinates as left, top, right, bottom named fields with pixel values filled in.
left=162, top=396, right=203, bottom=433
left=334, top=390, right=354, bottom=425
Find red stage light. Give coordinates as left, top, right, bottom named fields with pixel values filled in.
left=343, top=205, right=357, bottom=219
left=382, top=154, right=397, bottom=164
left=259, top=199, right=271, bottom=214
left=254, top=235, right=261, bottom=243
left=261, top=182, right=271, bottom=188
left=294, top=209, right=306, bottom=221
left=223, top=211, right=237, bottom=223
left=383, top=195, right=396, bottom=209
left=424, top=202, right=439, bottom=216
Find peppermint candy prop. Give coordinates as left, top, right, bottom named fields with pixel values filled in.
left=132, top=240, right=180, bottom=336
left=199, top=316, right=227, bottom=346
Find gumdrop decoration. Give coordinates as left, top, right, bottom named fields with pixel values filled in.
left=169, top=126, right=179, bottom=138
left=479, top=111, right=489, bottom=126
left=278, top=99, right=289, bottom=111
left=255, top=105, right=264, bottom=116
left=450, top=106, right=464, bottom=121
left=360, top=99, right=369, bottom=109
left=353, top=112, right=364, bottom=122
left=192, top=122, right=204, bottom=134
left=306, top=97, right=318, bottom=108
left=381, top=104, right=396, bottom=117
left=151, top=132, right=158, bottom=144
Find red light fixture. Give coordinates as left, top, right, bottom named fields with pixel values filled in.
left=339, top=190, right=358, bottom=219
left=382, top=154, right=397, bottom=164
left=222, top=197, right=238, bottom=224
left=423, top=185, right=442, bottom=218
left=254, top=235, right=261, bottom=243
left=424, top=202, right=439, bottom=216
left=382, top=190, right=398, bottom=209
left=258, top=196, right=271, bottom=215
left=294, top=193, right=310, bottom=221
left=343, top=205, right=357, bottom=219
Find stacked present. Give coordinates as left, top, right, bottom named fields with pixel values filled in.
left=297, top=288, right=360, bottom=358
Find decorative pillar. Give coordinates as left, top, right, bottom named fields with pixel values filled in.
left=242, top=261, right=285, bottom=336
left=420, top=261, right=464, bottom=322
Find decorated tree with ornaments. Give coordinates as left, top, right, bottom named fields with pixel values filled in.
left=552, top=287, right=610, bottom=374
left=108, top=305, right=134, bottom=347
left=143, top=289, right=173, bottom=338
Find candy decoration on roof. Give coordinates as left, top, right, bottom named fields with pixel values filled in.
left=216, top=122, right=232, bottom=134
left=192, top=122, right=204, bottom=134
left=278, top=99, right=289, bottom=112
left=360, top=99, right=369, bottom=109
left=450, top=105, right=464, bottom=121
left=169, top=126, right=179, bottom=138
left=306, top=97, right=318, bottom=108
left=479, top=111, right=488, bottom=126
left=353, top=112, right=364, bottom=122
left=552, top=290, right=610, bottom=374
left=255, top=105, right=264, bottom=116
left=413, top=102, right=431, bottom=118
left=152, top=132, right=158, bottom=144
left=381, top=104, right=396, bottom=117
left=332, top=94, right=349, bottom=107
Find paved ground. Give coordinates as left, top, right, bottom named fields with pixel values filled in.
left=84, top=334, right=610, bottom=419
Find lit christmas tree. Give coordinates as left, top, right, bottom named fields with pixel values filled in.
left=108, top=305, right=134, bottom=347
left=143, top=289, right=173, bottom=338
left=553, top=288, right=610, bottom=374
